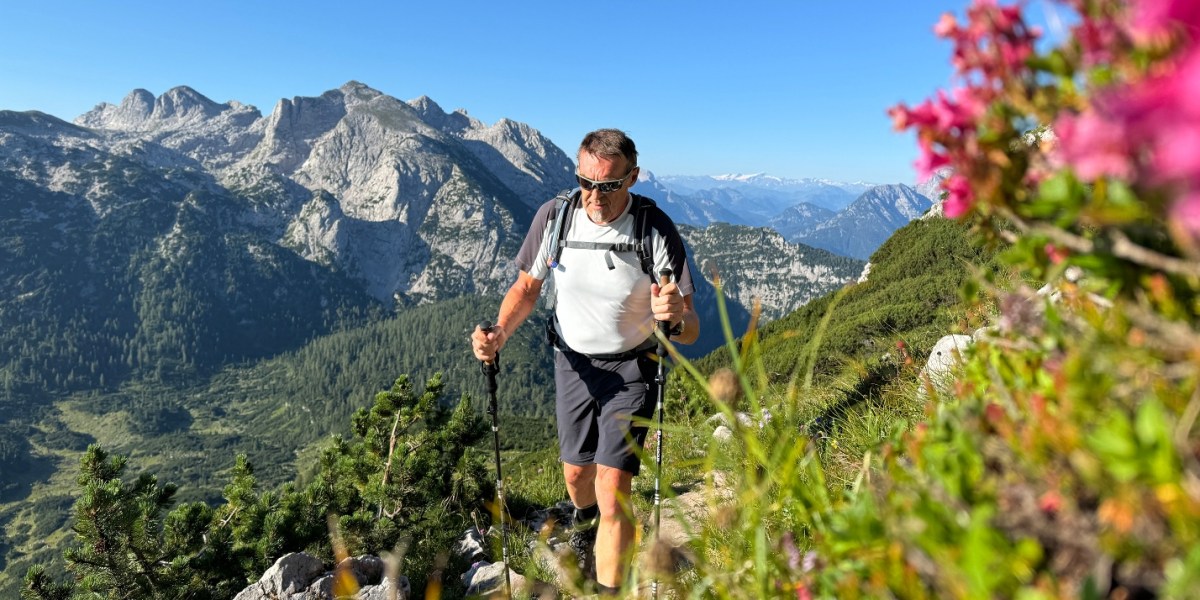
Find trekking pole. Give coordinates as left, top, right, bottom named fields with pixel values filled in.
left=478, top=321, right=512, bottom=600
left=651, top=268, right=673, bottom=600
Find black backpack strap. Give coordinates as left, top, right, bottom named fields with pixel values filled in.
left=546, top=188, right=578, bottom=269
left=632, top=194, right=657, bottom=281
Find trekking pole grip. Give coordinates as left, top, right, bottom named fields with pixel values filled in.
left=657, top=268, right=674, bottom=352
left=478, top=320, right=500, bottom=383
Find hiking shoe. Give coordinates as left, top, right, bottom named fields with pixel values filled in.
left=567, top=524, right=598, bottom=581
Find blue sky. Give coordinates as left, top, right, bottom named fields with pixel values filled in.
left=0, top=1, right=1062, bottom=183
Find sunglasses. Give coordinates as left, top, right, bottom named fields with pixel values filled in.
left=576, top=169, right=635, bottom=193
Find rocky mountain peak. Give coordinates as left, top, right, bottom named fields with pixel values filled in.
left=75, top=86, right=261, bottom=133
left=154, top=86, right=222, bottom=119
left=856, top=183, right=931, bottom=221
left=789, top=184, right=934, bottom=260
left=406, top=97, right=479, bottom=136
left=407, top=95, right=443, bottom=115
left=916, top=167, right=949, bottom=201
left=338, top=80, right=387, bottom=107
left=75, top=88, right=152, bottom=130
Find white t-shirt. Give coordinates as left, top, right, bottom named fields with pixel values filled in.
left=516, top=192, right=694, bottom=355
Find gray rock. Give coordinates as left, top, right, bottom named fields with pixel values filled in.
left=359, top=575, right=410, bottom=600
left=309, top=555, right=385, bottom=593
left=713, top=425, right=734, bottom=442
left=345, top=554, right=386, bottom=586
left=234, top=552, right=402, bottom=600
left=461, top=561, right=529, bottom=598
left=919, top=334, right=974, bottom=398
left=454, top=528, right=488, bottom=563
left=233, top=552, right=325, bottom=600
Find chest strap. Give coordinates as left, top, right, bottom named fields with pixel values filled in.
left=559, top=240, right=641, bottom=270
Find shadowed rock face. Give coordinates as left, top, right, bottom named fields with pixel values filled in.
left=6, top=82, right=863, bottom=364
left=53, top=82, right=577, bottom=304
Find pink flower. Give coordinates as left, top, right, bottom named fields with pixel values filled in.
left=1169, top=191, right=1200, bottom=241
left=887, top=104, right=913, bottom=131
left=1130, top=0, right=1200, bottom=41
left=943, top=174, right=976, bottom=218
left=1039, top=490, right=1064, bottom=514
left=889, top=100, right=941, bottom=131
left=1154, top=124, right=1200, bottom=182
left=1052, top=111, right=1134, bottom=181
left=934, top=12, right=959, bottom=37
left=1099, top=46, right=1200, bottom=185
left=915, top=139, right=951, bottom=182
left=1073, top=17, right=1122, bottom=66
left=1045, top=244, right=1068, bottom=265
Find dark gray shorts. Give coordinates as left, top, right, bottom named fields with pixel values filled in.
left=554, top=348, right=659, bottom=475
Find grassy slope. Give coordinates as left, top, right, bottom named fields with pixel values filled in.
left=669, top=216, right=998, bottom=486
left=1, top=216, right=994, bottom=598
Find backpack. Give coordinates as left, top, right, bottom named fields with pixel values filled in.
left=544, top=188, right=658, bottom=282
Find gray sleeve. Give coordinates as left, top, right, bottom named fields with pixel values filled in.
left=515, top=199, right=556, bottom=280
left=649, top=209, right=695, bottom=296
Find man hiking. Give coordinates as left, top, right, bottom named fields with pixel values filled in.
left=471, top=128, right=699, bottom=595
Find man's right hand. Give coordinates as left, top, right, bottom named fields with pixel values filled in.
left=472, top=323, right=506, bottom=363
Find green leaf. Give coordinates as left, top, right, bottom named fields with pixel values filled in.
left=1037, top=171, right=1075, bottom=206
left=1087, top=414, right=1140, bottom=482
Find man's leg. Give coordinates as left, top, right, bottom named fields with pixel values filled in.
left=563, top=462, right=597, bottom=508
left=563, top=462, right=600, bottom=581
left=594, top=464, right=636, bottom=590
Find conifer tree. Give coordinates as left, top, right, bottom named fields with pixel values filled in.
left=25, top=374, right=491, bottom=599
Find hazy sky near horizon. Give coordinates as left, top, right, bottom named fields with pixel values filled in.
left=0, top=1, right=1064, bottom=184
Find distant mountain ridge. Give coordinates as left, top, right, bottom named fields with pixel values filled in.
left=794, top=184, right=935, bottom=260
left=636, top=172, right=935, bottom=262
left=0, top=81, right=865, bottom=395
left=652, top=173, right=875, bottom=213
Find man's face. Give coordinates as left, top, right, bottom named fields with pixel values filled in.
left=577, top=151, right=638, bottom=226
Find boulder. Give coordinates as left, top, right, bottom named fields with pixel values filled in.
left=233, top=552, right=325, bottom=600
left=454, top=528, right=489, bottom=563
left=359, top=575, right=410, bottom=600
left=304, top=555, right=387, bottom=598
left=919, top=334, right=974, bottom=397
left=234, top=552, right=407, bottom=600
left=713, top=425, right=734, bottom=442
left=462, top=561, right=532, bottom=598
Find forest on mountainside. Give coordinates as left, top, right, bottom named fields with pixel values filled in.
left=7, top=208, right=980, bottom=599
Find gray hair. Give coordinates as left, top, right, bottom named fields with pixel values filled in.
left=578, top=128, right=637, bottom=168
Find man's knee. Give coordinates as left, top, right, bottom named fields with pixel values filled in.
left=594, top=465, right=634, bottom=517
left=564, top=460, right=597, bottom=499
left=563, top=462, right=596, bottom=490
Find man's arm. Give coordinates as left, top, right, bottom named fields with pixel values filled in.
left=472, top=271, right=543, bottom=362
